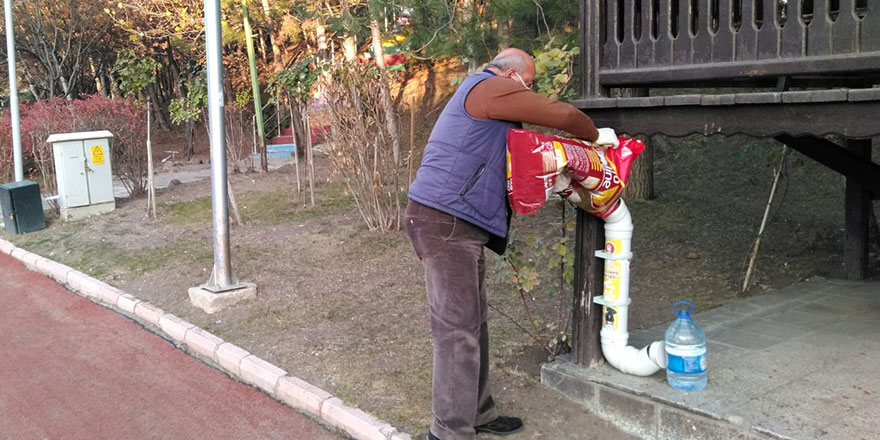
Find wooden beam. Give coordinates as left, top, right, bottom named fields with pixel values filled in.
left=775, top=135, right=880, bottom=196
left=575, top=101, right=880, bottom=140
left=844, top=139, right=872, bottom=280
left=572, top=209, right=605, bottom=367
left=598, top=52, right=880, bottom=86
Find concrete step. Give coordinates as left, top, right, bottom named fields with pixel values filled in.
left=266, top=144, right=296, bottom=153
left=541, top=279, right=880, bottom=440
left=270, top=136, right=294, bottom=145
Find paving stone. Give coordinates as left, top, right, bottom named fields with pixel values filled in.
left=757, top=309, right=839, bottom=330
left=541, top=362, right=596, bottom=406
left=733, top=92, right=781, bottom=105
left=659, top=407, right=762, bottom=440
left=781, top=91, right=812, bottom=103
left=814, top=293, right=880, bottom=310
left=239, top=355, right=286, bottom=394
left=823, top=319, right=880, bottom=339
left=216, top=343, right=250, bottom=377
left=0, top=239, right=15, bottom=254
left=65, top=271, right=88, bottom=292
left=706, top=328, right=782, bottom=350
left=739, top=292, right=797, bottom=309
left=761, top=361, right=879, bottom=440
left=20, top=252, right=42, bottom=270
left=597, top=387, right=657, bottom=439
left=789, top=329, right=877, bottom=354
left=843, top=283, right=880, bottom=297
left=115, top=294, right=140, bottom=314
left=789, top=301, right=849, bottom=317
left=75, top=276, right=108, bottom=300
left=703, top=341, right=750, bottom=368
left=95, top=284, right=124, bottom=306
left=725, top=318, right=810, bottom=341
left=847, top=88, right=880, bottom=101
left=320, top=397, right=391, bottom=440
left=9, top=247, right=27, bottom=260
left=133, top=302, right=165, bottom=326
left=158, top=314, right=195, bottom=342
left=35, top=259, right=73, bottom=284
left=665, top=94, right=702, bottom=106
left=184, top=327, right=224, bottom=361
left=276, top=375, right=333, bottom=415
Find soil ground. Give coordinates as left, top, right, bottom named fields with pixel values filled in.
left=6, top=128, right=878, bottom=438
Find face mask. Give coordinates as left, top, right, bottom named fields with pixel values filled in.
left=513, top=71, right=532, bottom=91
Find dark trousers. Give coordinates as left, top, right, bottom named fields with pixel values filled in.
left=405, top=201, right=498, bottom=440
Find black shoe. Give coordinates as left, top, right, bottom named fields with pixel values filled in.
left=475, top=416, right=524, bottom=436
left=426, top=431, right=442, bottom=440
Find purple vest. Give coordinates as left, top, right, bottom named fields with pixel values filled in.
left=408, top=71, right=516, bottom=242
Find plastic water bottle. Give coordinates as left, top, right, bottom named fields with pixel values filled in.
left=665, top=301, right=707, bottom=391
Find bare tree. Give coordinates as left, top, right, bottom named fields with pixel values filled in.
left=369, top=14, right=401, bottom=166
left=10, top=0, right=110, bottom=99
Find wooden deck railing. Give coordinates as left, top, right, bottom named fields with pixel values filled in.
left=581, top=0, right=880, bottom=92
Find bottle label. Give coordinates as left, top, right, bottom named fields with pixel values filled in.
left=666, top=347, right=707, bottom=374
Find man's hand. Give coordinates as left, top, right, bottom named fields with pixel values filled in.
left=595, top=127, right=620, bottom=148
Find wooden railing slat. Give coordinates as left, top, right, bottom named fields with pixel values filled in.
left=862, top=0, right=880, bottom=52
left=673, top=0, right=694, bottom=64
left=808, top=0, right=834, bottom=56
left=736, top=0, right=759, bottom=60
left=714, top=0, right=736, bottom=61
left=655, top=0, right=674, bottom=65
left=693, top=0, right=714, bottom=63
left=619, top=0, right=638, bottom=68
left=582, top=0, right=878, bottom=92
left=637, top=0, right=655, bottom=67
left=603, top=0, right=621, bottom=69
left=757, top=0, right=781, bottom=59
left=580, top=0, right=590, bottom=98
left=780, top=0, right=807, bottom=57
left=833, top=0, right=860, bottom=54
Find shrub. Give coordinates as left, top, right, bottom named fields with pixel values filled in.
left=0, top=110, right=13, bottom=183
left=323, top=62, right=402, bottom=231
left=70, top=95, right=148, bottom=196
left=6, top=95, right=148, bottom=196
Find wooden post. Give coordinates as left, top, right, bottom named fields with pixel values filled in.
left=572, top=208, right=605, bottom=367
left=408, top=96, right=416, bottom=187
left=845, top=138, right=871, bottom=280
left=776, top=134, right=879, bottom=280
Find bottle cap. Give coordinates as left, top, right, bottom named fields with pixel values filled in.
left=673, top=301, right=694, bottom=319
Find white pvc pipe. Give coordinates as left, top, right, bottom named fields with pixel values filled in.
left=596, top=201, right=667, bottom=376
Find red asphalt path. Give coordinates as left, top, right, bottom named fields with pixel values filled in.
left=0, top=252, right=340, bottom=440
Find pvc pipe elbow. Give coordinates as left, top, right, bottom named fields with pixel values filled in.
left=603, top=201, right=633, bottom=232
left=602, top=339, right=666, bottom=377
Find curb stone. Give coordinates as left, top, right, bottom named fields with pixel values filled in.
left=0, top=238, right=15, bottom=255
left=0, top=237, right=412, bottom=440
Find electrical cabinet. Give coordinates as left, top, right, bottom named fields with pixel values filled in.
left=0, top=180, right=46, bottom=234
left=47, top=131, right=116, bottom=220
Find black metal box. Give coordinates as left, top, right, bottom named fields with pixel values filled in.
left=0, top=180, right=46, bottom=234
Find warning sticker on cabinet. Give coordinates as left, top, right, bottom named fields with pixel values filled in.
left=91, top=145, right=105, bottom=165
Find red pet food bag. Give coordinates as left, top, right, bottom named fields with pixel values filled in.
left=506, top=129, right=645, bottom=218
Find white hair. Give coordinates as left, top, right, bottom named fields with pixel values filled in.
left=488, top=54, right=527, bottom=75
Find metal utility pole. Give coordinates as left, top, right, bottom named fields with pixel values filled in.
left=242, top=1, right=267, bottom=172
left=189, top=0, right=256, bottom=313
left=4, top=0, right=23, bottom=181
